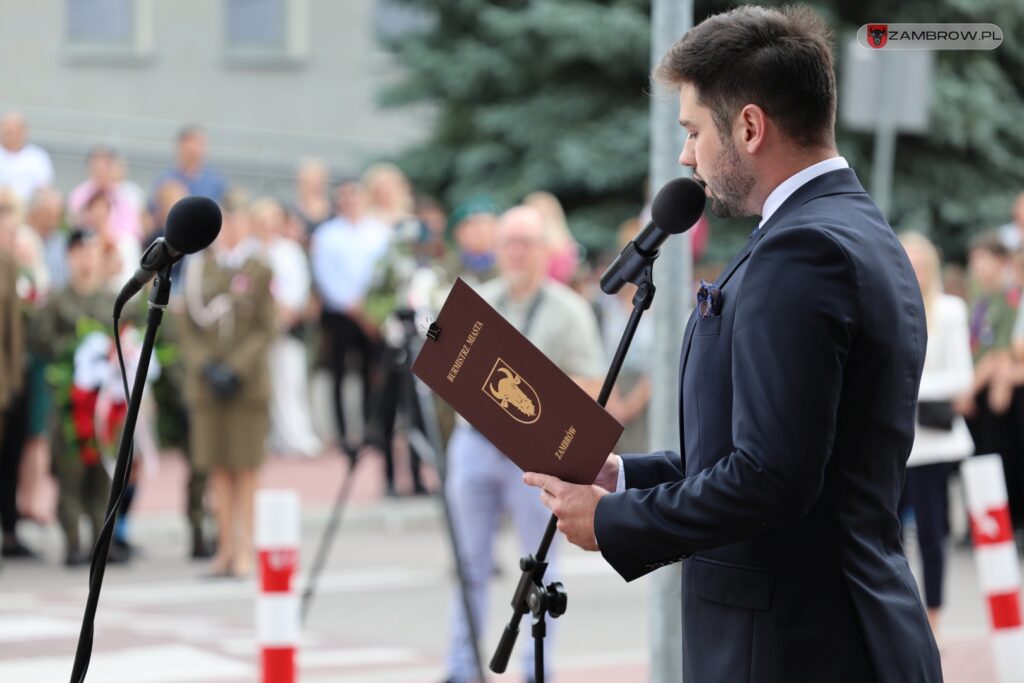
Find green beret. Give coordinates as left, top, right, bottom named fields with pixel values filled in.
left=445, top=195, right=498, bottom=241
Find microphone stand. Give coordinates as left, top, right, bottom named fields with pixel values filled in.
left=70, top=267, right=172, bottom=683
left=490, top=262, right=657, bottom=683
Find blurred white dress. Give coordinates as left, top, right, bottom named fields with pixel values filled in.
left=267, top=236, right=322, bottom=457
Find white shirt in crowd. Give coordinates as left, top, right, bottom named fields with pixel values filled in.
left=908, top=293, right=975, bottom=467
left=758, top=156, right=849, bottom=229
left=267, top=236, right=311, bottom=312
left=0, top=143, right=54, bottom=201
left=999, top=221, right=1022, bottom=252
left=310, top=215, right=390, bottom=313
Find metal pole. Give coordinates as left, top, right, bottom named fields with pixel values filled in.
left=647, top=1, right=693, bottom=682
left=871, top=50, right=897, bottom=219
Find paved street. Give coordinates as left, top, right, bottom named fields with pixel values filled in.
left=0, top=450, right=1015, bottom=682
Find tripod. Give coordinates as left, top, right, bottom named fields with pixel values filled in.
left=301, top=309, right=487, bottom=683
left=490, top=264, right=657, bottom=683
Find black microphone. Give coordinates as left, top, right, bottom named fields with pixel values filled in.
left=600, top=177, right=706, bottom=294
left=113, top=195, right=222, bottom=318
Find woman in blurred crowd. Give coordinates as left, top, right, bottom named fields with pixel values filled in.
left=251, top=197, right=321, bottom=458
left=0, top=189, right=30, bottom=559
left=183, top=192, right=274, bottom=577
left=68, top=146, right=142, bottom=242
left=524, top=191, right=579, bottom=285
left=363, top=163, right=415, bottom=228
left=295, top=158, right=331, bottom=235
left=900, top=232, right=975, bottom=635
left=77, top=189, right=139, bottom=291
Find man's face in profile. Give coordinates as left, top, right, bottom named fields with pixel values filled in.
left=677, top=84, right=755, bottom=218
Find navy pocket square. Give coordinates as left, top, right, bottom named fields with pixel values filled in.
left=696, top=280, right=723, bottom=319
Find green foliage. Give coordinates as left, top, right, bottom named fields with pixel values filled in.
left=697, top=0, right=1024, bottom=262
left=380, top=0, right=1024, bottom=261
left=379, top=0, right=652, bottom=252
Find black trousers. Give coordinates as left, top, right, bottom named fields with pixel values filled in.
left=321, top=310, right=374, bottom=450
left=366, top=344, right=424, bottom=491
left=900, top=462, right=955, bottom=609
left=0, top=387, right=29, bottom=536
left=1006, top=387, right=1024, bottom=530
left=967, top=387, right=1024, bottom=529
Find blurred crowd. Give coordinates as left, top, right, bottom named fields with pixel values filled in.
left=0, top=111, right=664, bottom=580
left=1, top=108, right=1024, bottom=641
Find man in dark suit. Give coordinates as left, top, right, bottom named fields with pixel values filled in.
left=524, top=6, right=942, bottom=681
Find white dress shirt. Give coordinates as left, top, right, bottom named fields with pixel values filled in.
left=310, top=215, right=390, bottom=312
left=758, top=156, right=849, bottom=229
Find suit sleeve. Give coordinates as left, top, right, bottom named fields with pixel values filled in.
left=594, top=227, right=858, bottom=581
left=621, top=451, right=685, bottom=490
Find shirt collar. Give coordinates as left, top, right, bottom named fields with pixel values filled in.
left=758, top=156, right=849, bottom=229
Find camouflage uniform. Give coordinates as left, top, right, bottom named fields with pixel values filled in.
left=0, top=253, right=23, bottom=436
left=0, top=254, right=25, bottom=556
left=29, top=287, right=117, bottom=558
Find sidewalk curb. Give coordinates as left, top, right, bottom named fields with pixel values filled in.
left=132, top=496, right=446, bottom=540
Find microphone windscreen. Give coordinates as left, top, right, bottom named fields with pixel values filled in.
left=651, top=177, right=706, bottom=235
left=165, top=196, right=223, bottom=255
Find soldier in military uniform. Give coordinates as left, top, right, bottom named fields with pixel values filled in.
left=29, top=230, right=125, bottom=566
left=0, top=247, right=20, bottom=434
left=0, top=229, right=26, bottom=565
left=182, top=198, right=274, bottom=578
left=157, top=296, right=215, bottom=559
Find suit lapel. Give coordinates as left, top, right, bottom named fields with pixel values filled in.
left=674, top=168, right=868, bottom=458
left=676, top=228, right=758, bottom=387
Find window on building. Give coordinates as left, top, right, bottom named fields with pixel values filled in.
left=66, top=0, right=134, bottom=47
left=374, top=0, right=434, bottom=41
left=224, top=0, right=307, bottom=64
left=226, top=0, right=287, bottom=51
left=64, top=0, right=151, bottom=63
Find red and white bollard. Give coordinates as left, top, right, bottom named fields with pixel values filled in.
left=256, top=489, right=301, bottom=683
left=962, top=454, right=1024, bottom=683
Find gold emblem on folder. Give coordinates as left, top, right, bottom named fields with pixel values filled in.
left=483, top=358, right=541, bottom=425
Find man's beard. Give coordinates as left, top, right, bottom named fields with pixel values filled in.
left=705, top=140, right=755, bottom=218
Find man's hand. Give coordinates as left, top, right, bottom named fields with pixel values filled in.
left=989, top=378, right=1014, bottom=415
left=523, top=472, right=609, bottom=551
left=954, top=392, right=976, bottom=419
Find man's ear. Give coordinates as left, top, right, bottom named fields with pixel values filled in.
left=737, top=104, right=768, bottom=155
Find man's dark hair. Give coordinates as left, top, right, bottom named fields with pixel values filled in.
left=655, top=5, right=836, bottom=149
left=177, top=124, right=204, bottom=143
